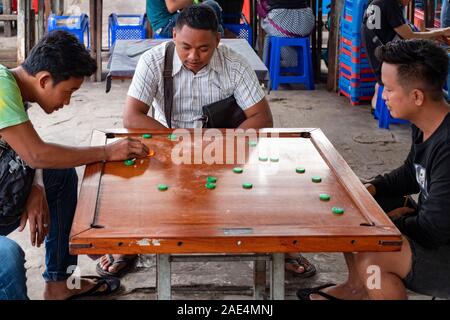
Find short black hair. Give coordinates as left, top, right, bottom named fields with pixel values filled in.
left=375, top=39, right=448, bottom=101
left=175, top=4, right=219, bottom=33
left=22, top=30, right=97, bottom=85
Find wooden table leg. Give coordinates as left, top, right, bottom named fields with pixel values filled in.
left=29, top=6, right=36, bottom=50
left=310, top=0, right=317, bottom=83
left=326, top=0, right=343, bottom=92
left=17, top=0, right=32, bottom=63
left=317, top=0, right=323, bottom=83
left=50, top=0, right=63, bottom=15
left=90, top=0, right=103, bottom=82
left=37, top=0, right=45, bottom=41
left=270, top=253, right=285, bottom=300
left=156, top=254, right=172, bottom=300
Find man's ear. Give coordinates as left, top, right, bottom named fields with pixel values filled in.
left=37, top=72, right=52, bottom=90
left=412, top=88, right=425, bottom=107
left=173, top=28, right=177, bottom=40
left=215, top=31, right=221, bottom=47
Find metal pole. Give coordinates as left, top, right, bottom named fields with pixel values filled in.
left=156, top=254, right=172, bottom=300
left=270, top=253, right=285, bottom=300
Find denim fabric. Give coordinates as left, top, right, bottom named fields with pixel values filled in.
left=42, top=168, right=78, bottom=282
left=0, top=236, right=28, bottom=300
left=0, top=168, right=78, bottom=299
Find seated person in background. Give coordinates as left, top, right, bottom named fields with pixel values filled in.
left=146, top=0, right=224, bottom=38
left=298, top=39, right=450, bottom=300
left=257, top=0, right=315, bottom=67
left=98, top=4, right=283, bottom=278
left=361, top=0, right=450, bottom=110
left=125, top=4, right=272, bottom=130
left=0, top=30, right=149, bottom=300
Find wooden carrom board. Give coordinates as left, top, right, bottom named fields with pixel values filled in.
left=70, top=128, right=402, bottom=255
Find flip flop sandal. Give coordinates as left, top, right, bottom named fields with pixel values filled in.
left=66, top=275, right=121, bottom=300
left=296, top=283, right=341, bottom=300
left=285, top=255, right=317, bottom=278
left=96, top=254, right=138, bottom=278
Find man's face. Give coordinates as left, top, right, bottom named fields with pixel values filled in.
left=381, top=63, right=418, bottom=120
left=36, top=74, right=83, bottom=114
left=173, top=25, right=220, bottom=74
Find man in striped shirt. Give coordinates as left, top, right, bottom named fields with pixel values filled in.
left=97, top=5, right=273, bottom=277
left=123, top=4, right=273, bottom=130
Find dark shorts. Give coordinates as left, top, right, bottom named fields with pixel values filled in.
left=373, top=193, right=450, bottom=298
left=403, top=237, right=450, bottom=299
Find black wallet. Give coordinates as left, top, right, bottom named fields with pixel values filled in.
left=201, top=96, right=247, bottom=128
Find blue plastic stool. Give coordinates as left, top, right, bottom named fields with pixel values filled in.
left=108, top=13, right=147, bottom=50
left=375, top=85, right=409, bottom=129
left=267, top=36, right=314, bottom=91
left=47, top=14, right=90, bottom=47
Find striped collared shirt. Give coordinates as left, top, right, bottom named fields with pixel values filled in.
left=127, top=41, right=266, bottom=128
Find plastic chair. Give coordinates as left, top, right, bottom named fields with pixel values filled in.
left=108, top=13, right=147, bottom=49
left=47, top=13, right=90, bottom=47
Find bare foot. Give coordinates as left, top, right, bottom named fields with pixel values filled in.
left=98, top=254, right=137, bottom=275
left=285, top=253, right=316, bottom=277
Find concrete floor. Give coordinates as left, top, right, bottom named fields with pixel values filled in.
left=1, top=0, right=433, bottom=301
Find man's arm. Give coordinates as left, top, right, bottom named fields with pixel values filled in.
left=0, top=121, right=149, bottom=169
left=123, top=96, right=167, bottom=129
left=231, top=51, right=273, bottom=129
left=394, top=24, right=450, bottom=41
left=239, top=97, right=273, bottom=129
left=394, top=146, right=450, bottom=249
left=18, top=169, right=50, bottom=247
left=165, top=0, right=194, bottom=13
left=368, top=145, right=420, bottom=198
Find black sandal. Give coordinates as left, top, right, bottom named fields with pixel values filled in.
left=296, top=283, right=342, bottom=300
left=66, top=276, right=121, bottom=300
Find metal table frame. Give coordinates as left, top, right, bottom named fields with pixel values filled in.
left=156, top=253, right=285, bottom=300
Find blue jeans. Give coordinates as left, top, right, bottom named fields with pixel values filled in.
left=158, top=0, right=224, bottom=38
left=442, top=0, right=450, bottom=28
left=0, top=169, right=78, bottom=300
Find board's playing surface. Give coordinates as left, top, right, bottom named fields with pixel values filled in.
left=70, top=129, right=402, bottom=255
